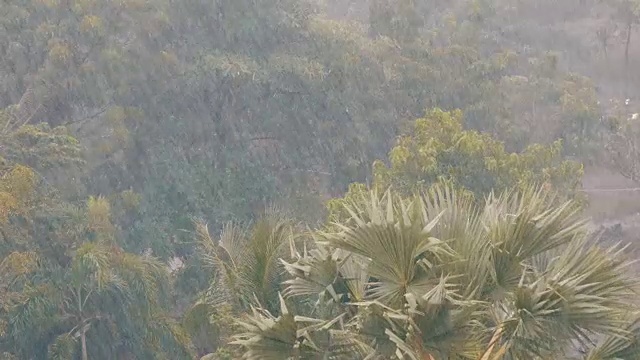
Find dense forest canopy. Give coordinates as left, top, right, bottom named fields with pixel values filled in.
left=2, top=0, right=640, bottom=359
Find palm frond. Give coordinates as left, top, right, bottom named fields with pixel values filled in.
left=487, top=238, right=637, bottom=358
left=420, top=183, right=479, bottom=243
left=145, top=312, right=196, bottom=358
left=419, top=184, right=490, bottom=299
left=585, top=316, right=640, bottom=360
left=231, top=294, right=302, bottom=359
left=0, top=251, right=38, bottom=280
left=233, top=294, right=370, bottom=359
left=482, top=185, right=588, bottom=261
left=183, top=299, right=214, bottom=335
left=194, top=219, right=245, bottom=272
left=478, top=185, right=589, bottom=298
left=230, top=186, right=640, bottom=360
left=282, top=244, right=344, bottom=302
left=194, top=219, right=245, bottom=305
left=324, top=189, right=452, bottom=308
left=339, top=250, right=369, bottom=303
left=194, top=214, right=293, bottom=313
left=47, top=333, right=77, bottom=360
left=282, top=240, right=368, bottom=311
left=5, top=283, right=62, bottom=355
left=113, top=251, right=170, bottom=306
left=241, top=215, right=292, bottom=311
left=542, top=241, right=636, bottom=336
left=70, top=242, right=113, bottom=290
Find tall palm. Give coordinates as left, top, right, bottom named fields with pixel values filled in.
left=2, top=242, right=194, bottom=359
left=232, top=186, right=640, bottom=359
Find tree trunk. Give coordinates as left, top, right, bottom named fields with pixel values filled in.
left=625, top=19, right=632, bottom=98
left=81, top=328, right=88, bottom=360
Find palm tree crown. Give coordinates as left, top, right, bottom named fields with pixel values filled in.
left=231, top=186, right=640, bottom=360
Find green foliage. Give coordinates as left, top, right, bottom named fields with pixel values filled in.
left=605, top=111, right=640, bottom=183
left=233, top=186, right=640, bottom=359
left=369, top=0, right=424, bottom=42
left=0, top=113, right=192, bottom=358
left=0, top=123, right=82, bottom=171
left=329, top=109, right=584, bottom=222
left=184, top=212, right=295, bottom=356
left=1, top=0, right=639, bottom=358
left=47, top=333, right=76, bottom=360
left=2, top=241, right=195, bottom=359
left=193, top=213, right=294, bottom=313
left=233, top=295, right=371, bottom=360
left=1, top=0, right=608, bottom=263
left=490, top=71, right=601, bottom=155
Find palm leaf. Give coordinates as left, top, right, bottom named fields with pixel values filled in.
left=47, top=333, right=77, bottom=360
left=324, top=190, right=452, bottom=308
left=242, top=215, right=293, bottom=310
left=70, top=242, right=113, bottom=290
left=584, top=316, right=640, bottom=360
left=233, top=293, right=374, bottom=360
left=282, top=244, right=344, bottom=302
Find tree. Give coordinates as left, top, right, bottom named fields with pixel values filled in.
left=0, top=98, right=193, bottom=359
left=328, top=109, right=584, bottom=223
left=369, top=0, right=424, bottom=42
left=184, top=212, right=295, bottom=358
left=604, top=107, right=640, bottom=183
left=4, top=0, right=640, bottom=358
left=1, top=0, right=607, bottom=261
left=607, top=0, right=640, bottom=97
left=486, top=63, right=601, bottom=156
left=0, top=196, right=195, bottom=359
left=232, top=186, right=640, bottom=359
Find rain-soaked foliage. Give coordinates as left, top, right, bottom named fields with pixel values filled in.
left=2, top=0, right=640, bottom=359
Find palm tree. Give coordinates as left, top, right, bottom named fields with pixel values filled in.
left=231, top=186, right=640, bottom=359
left=185, top=211, right=295, bottom=358
left=2, top=242, right=194, bottom=359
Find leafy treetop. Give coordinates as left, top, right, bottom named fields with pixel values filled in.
left=328, top=108, right=584, bottom=222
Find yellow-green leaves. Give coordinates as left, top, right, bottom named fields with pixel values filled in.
left=0, top=165, right=36, bottom=222
left=47, top=40, right=72, bottom=66
left=86, top=196, right=112, bottom=235
left=79, top=15, right=103, bottom=35
left=0, top=251, right=38, bottom=279
left=330, top=109, right=583, bottom=223
left=120, top=189, right=142, bottom=210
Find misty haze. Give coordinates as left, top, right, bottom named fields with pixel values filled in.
left=2, top=0, right=640, bottom=359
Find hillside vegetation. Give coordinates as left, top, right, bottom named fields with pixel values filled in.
left=2, top=0, right=640, bottom=359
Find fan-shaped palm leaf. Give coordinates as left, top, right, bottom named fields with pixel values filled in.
left=323, top=190, right=452, bottom=308
left=584, top=316, right=640, bottom=360
left=232, top=294, right=372, bottom=360
left=493, top=240, right=638, bottom=358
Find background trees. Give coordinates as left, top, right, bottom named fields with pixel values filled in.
left=0, top=97, right=193, bottom=358
left=327, top=109, right=584, bottom=223
left=2, top=0, right=640, bottom=358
